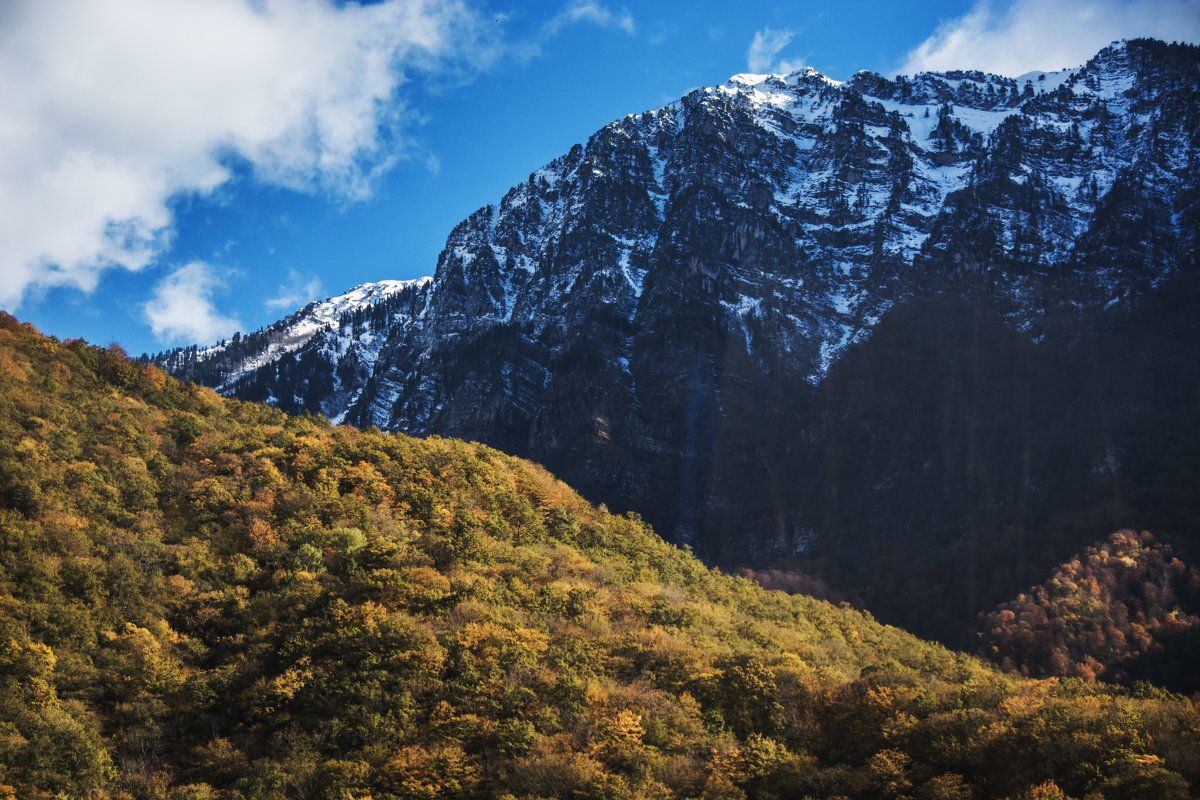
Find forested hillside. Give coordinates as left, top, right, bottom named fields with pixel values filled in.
left=2, top=312, right=1199, bottom=800
left=978, top=530, right=1200, bottom=692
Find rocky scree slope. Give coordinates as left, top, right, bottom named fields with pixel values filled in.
left=153, top=39, right=1200, bottom=640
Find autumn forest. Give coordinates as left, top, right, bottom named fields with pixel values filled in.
left=1, top=312, right=1199, bottom=800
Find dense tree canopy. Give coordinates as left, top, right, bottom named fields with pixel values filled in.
left=979, top=530, right=1200, bottom=691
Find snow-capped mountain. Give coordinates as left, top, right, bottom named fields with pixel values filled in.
left=152, top=39, right=1200, bottom=580
left=155, top=277, right=429, bottom=421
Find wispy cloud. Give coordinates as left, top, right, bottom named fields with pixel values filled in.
left=899, top=0, right=1200, bottom=76
left=0, top=0, right=500, bottom=310
left=144, top=262, right=240, bottom=344
left=747, top=27, right=808, bottom=75
left=266, top=270, right=325, bottom=312
left=510, top=1, right=637, bottom=62
left=543, top=2, right=635, bottom=38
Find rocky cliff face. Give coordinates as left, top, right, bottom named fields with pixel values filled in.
left=154, top=39, right=1200, bottom=617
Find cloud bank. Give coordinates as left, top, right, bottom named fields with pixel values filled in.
left=900, top=0, right=1200, bottom=76
left=0, top=0, right=499, bottom=310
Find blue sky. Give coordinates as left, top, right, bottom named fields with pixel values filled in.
left=2, top=0, right=1197, bottom=355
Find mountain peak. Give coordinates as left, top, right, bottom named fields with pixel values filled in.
left=727, top=65, right=842, bottom=88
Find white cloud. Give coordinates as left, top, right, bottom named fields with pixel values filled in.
left=266, top=269, right=325, bottom=312
left=509, top=1, right=636, bottom=62
left=543, top=2, right=635, bottom=38
left=144, top=262, right=241, bottom=344
left=0, top=0, right=499, bottom=310
left=899, top=0, right=1200, bottom=76
left=747, top=27, right=808, bottom=75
